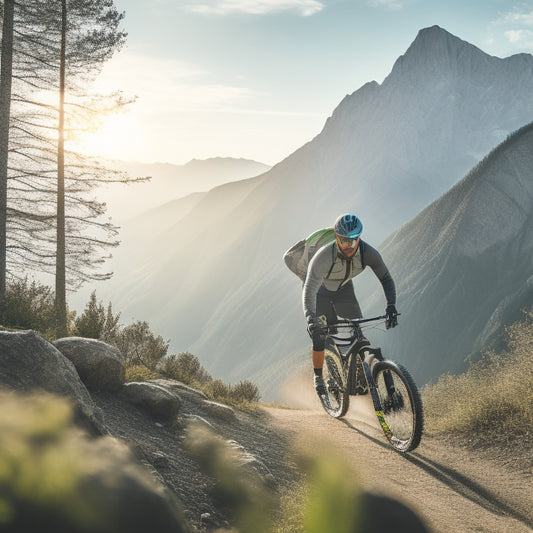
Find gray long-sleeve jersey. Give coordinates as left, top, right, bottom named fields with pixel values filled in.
left=302, top=240, right=396, bottom=324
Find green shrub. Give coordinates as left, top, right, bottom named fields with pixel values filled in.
left=125, top=364, right=160, bottom=383
left=0, top=278, right=56, bottom=336
left=73, top=291, right=120, bottom=342
left=159, top=352, right=212, bottom=386
left=230, top=380, right=261, bottom=403
left=0, top=391, right=191, bottom=532
left=205, top=378, right=231, bottom=401
left=184, top=423, right=276, bottom=533
left=113, top=320, right=168, bottom=371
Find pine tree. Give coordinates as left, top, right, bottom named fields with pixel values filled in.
left=1, top=1, right=147, bottom=335
left=0, top=0, right=15, bottom=306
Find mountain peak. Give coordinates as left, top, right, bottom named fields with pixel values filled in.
left=411, top=25, right=469, bottom=50
left=385, top=25, right=489, bottom=81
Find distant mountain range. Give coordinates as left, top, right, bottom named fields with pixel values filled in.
left=99, top=157, right=270, bottom=223
left=84, top=26, right=533, bottom=399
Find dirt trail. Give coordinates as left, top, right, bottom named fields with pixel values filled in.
left=264, top=378, right=533, bottom=533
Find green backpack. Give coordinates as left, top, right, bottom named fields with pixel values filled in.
left=283, top=228, right=337, bottom=282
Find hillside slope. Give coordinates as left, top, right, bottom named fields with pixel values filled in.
left=374, top=122, right=533, bottom=382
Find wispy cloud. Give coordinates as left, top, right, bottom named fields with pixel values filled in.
left=500, top=7, right=533, bottom=26
left=505, top=28, right=533, bottom=43
left=92, top=52, right=258, bottom=113
left=183, top=0, right=324, bottom=16
left=490, top=6, right=533, bottom=50
left=368, top=0, right=405, bottom=9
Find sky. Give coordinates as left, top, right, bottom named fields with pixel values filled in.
left=70, top=0, right=533, bottom=167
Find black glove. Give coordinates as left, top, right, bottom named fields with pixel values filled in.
left=307, top=315, right=327, bottom=337
left=385, top=304, right=398, bottom=329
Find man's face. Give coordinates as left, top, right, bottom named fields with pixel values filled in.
left=336, top=235, right=360, bottom=258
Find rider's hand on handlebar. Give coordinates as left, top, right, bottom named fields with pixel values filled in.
left=307, top=315, right=327, bottom=336
left=385, top=304, right=399, bottom=329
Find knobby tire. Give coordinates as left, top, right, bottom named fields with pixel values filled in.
left=372, top=360, right=424, bottom=452
left=321, top=352, right=349, bottom=418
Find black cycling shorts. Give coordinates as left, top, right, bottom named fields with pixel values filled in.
left=312, top=281, right=362, bottom=351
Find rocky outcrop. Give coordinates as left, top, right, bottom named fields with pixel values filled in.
left=0, top=330, right=106, bottom=436
left=54, top=337, right=125, bottom=391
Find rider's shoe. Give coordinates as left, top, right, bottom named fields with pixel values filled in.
left=314, top=375, right=327, bottom=397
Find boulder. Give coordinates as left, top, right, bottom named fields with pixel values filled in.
left=54, top=337, right=125, bottom=391
left=0, top=330, right=106, bottom=435
left=120, top=382, right=181, bottom=421
left=148, top=378, right=208, bottom=400
left=203, top=400, right=236, bottom=422
left=77, top=437, right=192, bottom=533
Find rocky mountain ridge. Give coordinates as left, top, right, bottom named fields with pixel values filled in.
left=371, top=121, right=533, bottom=382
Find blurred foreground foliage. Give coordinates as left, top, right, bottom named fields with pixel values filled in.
left=423, top=309, right=533, bottom=443
left=0, top=279, right=260, bottom=411
left=0, top=391, right=429, bottom=533
left=0, top=391, right=190, bottom=533
left=185, top=424, right=429, bottom=533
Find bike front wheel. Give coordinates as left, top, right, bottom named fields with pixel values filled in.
left=321, top=353, right=349, bottom=418
left=372, top=360, right=424, bottom=452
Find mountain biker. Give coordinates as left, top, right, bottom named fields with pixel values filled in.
left=303, top=214, right=398, bottom=399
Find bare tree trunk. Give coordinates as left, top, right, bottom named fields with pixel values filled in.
left=0, top=0, right=15, bottom=306
left=55, top=0, right=68, bottom=336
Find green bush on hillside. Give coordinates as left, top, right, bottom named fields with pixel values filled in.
left=1, top=282, right=262, bottom=410
left=423, top=309, right=533, bottom=442
left=160, top=353, right=261, bottom=408
left=73, top=291, right=121, bottom=342
left=159, top=351, right=211, bottom=386
left=113, top=320, right=169, bottom=371
left=0, top=278, right=56, bottom=336
left=230, top=380, right=261, bottom=404
left=0, top=391, right=103, bottom=532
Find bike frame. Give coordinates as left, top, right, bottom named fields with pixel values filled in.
left=319, top=314, right=423, bottom=452
left=322, top=315, right=395, bottom=439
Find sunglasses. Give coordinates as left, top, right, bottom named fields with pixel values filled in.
left=337, top=235, right=359, bottom=247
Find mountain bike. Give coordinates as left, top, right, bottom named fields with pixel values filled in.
left=317, top=315, right=424, bottom=453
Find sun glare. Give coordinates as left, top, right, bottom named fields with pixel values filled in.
left=68, top=113, right=139, bottom=161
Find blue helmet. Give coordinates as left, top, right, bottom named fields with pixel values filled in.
left=334, top=214, right=363, bottom=239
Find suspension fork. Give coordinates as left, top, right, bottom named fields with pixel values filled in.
left=362, top=347, right=395, bottom=394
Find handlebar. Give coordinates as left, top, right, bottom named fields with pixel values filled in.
left=336, top=315, right=387, bottom=325
left=315, top=314, right=400, bottom=333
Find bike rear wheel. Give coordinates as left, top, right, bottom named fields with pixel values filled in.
left=372, top=360, right=424, bottom=452
left=321, top=352, right=349, bottom=418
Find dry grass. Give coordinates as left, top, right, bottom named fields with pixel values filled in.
left=423, top=310, right=533, bottom=443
